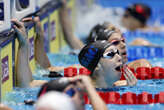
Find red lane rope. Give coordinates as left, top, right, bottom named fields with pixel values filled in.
left=63, top=67, right=164, bottom=105
left=64, top=67, right=164, bottom=80
left=84, top=91, right=164, bottom=105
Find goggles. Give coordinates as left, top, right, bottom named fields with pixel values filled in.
left=65, top=87, right=82, bottom=97
left=110, top=37, right=125, bottom=46
left=102, top=49, right=119, bottom=59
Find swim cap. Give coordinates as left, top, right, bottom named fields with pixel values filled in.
left=36, top=92, right=76, bottom=110
left=37, top=78, right=70, bottom=98
left=78, top=40, right=111, bottom=73
left=87, top=24, right=115, bottom=43
left=126, top=3, right=151, bottom=24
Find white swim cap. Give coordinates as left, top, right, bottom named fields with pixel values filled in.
left=35, top=91, right=76, bottom=110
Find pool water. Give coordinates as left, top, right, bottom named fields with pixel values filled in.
left=148, top=58, right=164, bottom=67
left=3, top=53, right=164, bottom=110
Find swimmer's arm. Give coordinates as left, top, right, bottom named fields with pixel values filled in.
left=12, top=19, right=33, bottom=87
left=69, top=76, right=108, bottom=110
left=16, top=36, right=48, bottom=87
left=16, top=43, right=33, bottom=87
left=31, top=17, right=65, bottom=72
left=86, top=81, right=108, bottom=110
left=127, top=59, right=152, bottom=70
left=35, top=31, right=51, bottom=69
left=59, top=0, right=84, bottom=50
left=34, top=18, right=51, bottom=69
left=13, top=19, right=47, bottom=88
left=23, top=17, right=66, bottom=72
left=22, top=17, right=51, bottom=69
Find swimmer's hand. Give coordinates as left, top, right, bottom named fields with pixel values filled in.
left=11, top=19, right=28, bottom=45
left=68, top=75, right=108, bottom=110
left=22, top=17, right=42, bottom=33
left=123, top=65, right=137, bottom=86
left=68, top=75, right=92, bottom=92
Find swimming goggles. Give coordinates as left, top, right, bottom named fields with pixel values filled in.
left=110, top=36, right=125, bottom=46
left=102, top=49, right=119, bottom=59
left=65, top=88, right=81, bottom=97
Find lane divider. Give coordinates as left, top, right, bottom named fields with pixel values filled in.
left=84, top=91, right=164, bottom=104
left=64, top=67, right=164, bottom=80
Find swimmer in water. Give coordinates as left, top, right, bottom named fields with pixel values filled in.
left=78, top=41, right=137, bottom=88
left=37, top=75, right=108, bottom=110
left=121, top=3, right=161, bottom=32
left=86, top=24, right=151, bottom=86
left=87, top=23, right=152, bottom=69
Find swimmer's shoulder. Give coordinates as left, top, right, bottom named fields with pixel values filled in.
left=127, top=59, right=152, bottom=70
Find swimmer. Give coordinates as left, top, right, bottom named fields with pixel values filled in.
left=121, top=3, right=161, bottom=32
left=12, top=19, right=47, bottom=87
left=38, top=75, right=108, bottom=110
left=87, top=23, right=151, bottom=67
left=22, top=17, right=64, bottom=72
left=86, top=24, right=151, bottom=86
left=129, top=37, right=154, bottom=46
left=36, top=92, right=76, bottom=110
left=79, top=41, right=137, bottom=87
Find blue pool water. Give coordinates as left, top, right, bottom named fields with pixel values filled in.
left=3, top=53, right=164, bottom=110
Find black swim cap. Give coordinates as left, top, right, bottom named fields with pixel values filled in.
left=126, top=3, right=151, bottom=24
left=87, top=24, right=115, bottom=44
left=78, top=40, right=111, bottom=73
left=37, top=78, right=70, bottom=98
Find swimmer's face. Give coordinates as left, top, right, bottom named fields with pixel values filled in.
left=100, top=45, right=122, bottom=85
left=121, top=11, right=131, bottom=29
left=121, top=11, right=141, bottom=30
left=64, top=84, right=85, bottom=110
left=107, top=32, right=127, bottom=64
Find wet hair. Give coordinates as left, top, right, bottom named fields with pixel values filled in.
left=86, top=22, right=116, bottom=44
left=126, top=3, right=151, bottom=24
left=37, top=78, right=71, bottom=98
